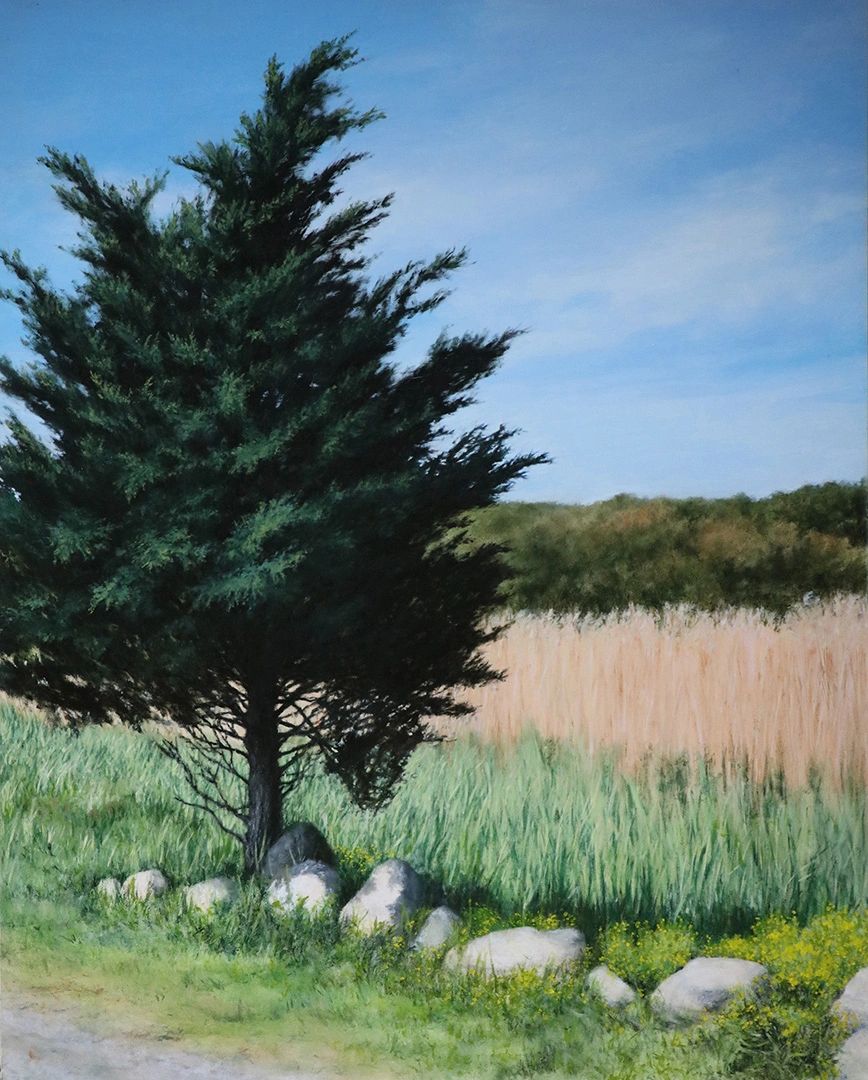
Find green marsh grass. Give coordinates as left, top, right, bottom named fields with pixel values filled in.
left=2, top=697, right=864, bottom=933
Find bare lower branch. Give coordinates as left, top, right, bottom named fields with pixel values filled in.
left=158, top=737, right=247, bottom=831
left=173, top=794, right=245, bottom=842
left=183, top=734, right=248, bottom=783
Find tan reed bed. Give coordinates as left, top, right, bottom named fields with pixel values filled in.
left=439, top=596, right=867, bottom=787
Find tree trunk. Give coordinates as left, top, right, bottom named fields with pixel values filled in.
left=242, top=686, right=282, bottom=875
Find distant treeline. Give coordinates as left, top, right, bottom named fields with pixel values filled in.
left=469, top=481, right=866, bottom=614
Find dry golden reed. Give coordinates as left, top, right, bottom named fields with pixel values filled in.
left=440, top=596, right=867, bottom=787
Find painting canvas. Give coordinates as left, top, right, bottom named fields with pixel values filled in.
left=0, top=3, right=865, bottom=1078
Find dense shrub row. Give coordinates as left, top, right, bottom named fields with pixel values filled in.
left=468, top=481, right=866, bottom=613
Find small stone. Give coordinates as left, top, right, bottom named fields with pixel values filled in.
left=445, top=926, right=585, bottom=977
left=837, top=1027, right=868, bottom=1080
left=650, top=957, right=767, bottom=1022
left=96, top=877, right=121, bottom=902
left=587, top=965, right=637, bottom=1007
left=340, top=859, right=424, bottom=933
left=263, top=823, right=334, bottom=879
left=836, top=968, right=868, bottom=1031
left=121, top=869, right=169, bottom=900
left=184, top=877, right=239, bottom=913
left=268, top=860, right=340, bottom=915
left=411, top=906, right=461, bottom=950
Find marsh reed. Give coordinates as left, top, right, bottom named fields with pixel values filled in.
left=439, top=596, right=867, bottom=787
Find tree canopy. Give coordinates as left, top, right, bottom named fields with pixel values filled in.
left=0, top=38, right=545, bottom=870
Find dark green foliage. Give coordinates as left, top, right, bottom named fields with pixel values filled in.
left=765, top=481, right=866, bottom=548
left=469, top=481, right=866, bottom=613
left=0, top=38, right=543, bottom=869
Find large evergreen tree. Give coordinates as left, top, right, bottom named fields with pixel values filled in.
left=0, top=38, right=544, bottom=871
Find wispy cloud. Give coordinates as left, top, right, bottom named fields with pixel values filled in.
left=510, top=161, right=864, bottom=357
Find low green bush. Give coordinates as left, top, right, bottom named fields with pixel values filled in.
left=716, top=909, right=868, bottom=1004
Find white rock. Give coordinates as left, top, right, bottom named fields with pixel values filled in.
left=339, top=859, right=424, bottom=933
left=263, top=823, right=334, bottom=879
left=838, top=1027, right=868, bottom=1080
left=412, top=906, right=461, bottom=950
left=836, top=968, right=868, bottom=1030
left=445, top=926, right=585, bottom=977
left=650, top=957, right=767, bottom=1022
left=184, top=877, right=239, bottom=913
left=122, top=869, right=169, bottom=900
left=587, top=965, right=637, bottom=1007
left=268, top=860, right=340, bottom=915
left=96, top=877, right=121, bottom=902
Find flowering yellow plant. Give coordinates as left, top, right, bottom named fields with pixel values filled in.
left=714, top=908, right=868, bottom=1003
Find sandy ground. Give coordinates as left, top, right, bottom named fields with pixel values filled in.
left=0, top=998, right=329, bottom=1080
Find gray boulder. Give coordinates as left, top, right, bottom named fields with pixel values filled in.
left=122, top=869, right=169, bottom=900
left=96, top=877, right=121, bottom=902
left=263, top=823, right=334, bottom=879
left=411, top=906, right=461, bottom=950
left=651, top=957, right=767, bottom=1022
left=184, top=877, right=239, bottom=913
left=587, top=965, right=637, bottom=1007
left=268, top=859, right=340, bottom=915
left=836, top=968, right=868, bottom=1031
left=340, top=859, right=424, bottom=933
left=445, top=926, right=585, bottom=977
left=838, top=1027, right=868, bottom=1080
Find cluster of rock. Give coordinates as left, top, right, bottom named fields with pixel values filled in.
left=95, top=820, right=868, bottom=1066
left=258, top=823, right=452, bottom=944
left=584, top=956, right=771, bottom=1022
left=97, top=867, right=240, bottom=912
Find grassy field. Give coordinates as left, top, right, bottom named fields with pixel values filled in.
left=5, top=895, right=863, bottom=1080
left=2, top=692, right=866, bottom=1077
left=440, top=597, right=867, bottom=787
left=3, top=696, right=865, bottom=933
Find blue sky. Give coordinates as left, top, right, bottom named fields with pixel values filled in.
left=1, top=0, right=865, bottom=503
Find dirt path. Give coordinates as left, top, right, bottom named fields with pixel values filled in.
left=0, top=998, right=329, bottom=1080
